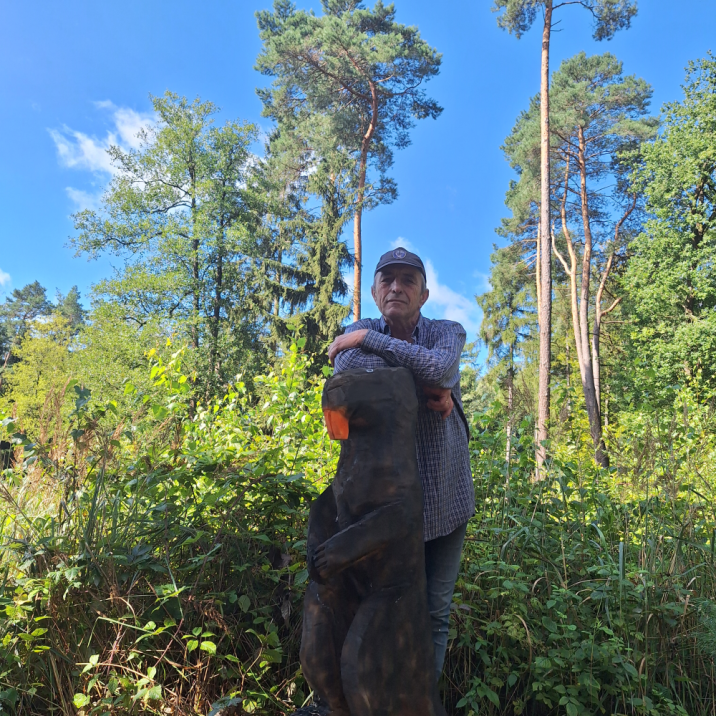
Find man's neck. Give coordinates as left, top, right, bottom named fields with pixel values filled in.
left=384, top=313, right=420, bottom=343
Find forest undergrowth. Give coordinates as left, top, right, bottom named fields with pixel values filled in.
left=1, top=343, right=715, bottom=716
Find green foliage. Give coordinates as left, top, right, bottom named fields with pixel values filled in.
left=70, top=91, right=267, bottom=396
left=493, top=0, right=637, bottom=42
left=0, top=341, right=337, bottom=714
left=445, top=405, right=716, bottom=716
left=1, top=346, right=715, bottom=715
left=246, top=135, right=353, bottom=358
left=625, top=54, right=716, bottom=398
left=0, top=316, right=74, bottom=436
left=256, top=0, right=443, bottom=217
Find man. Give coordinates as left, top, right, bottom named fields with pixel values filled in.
left=327, top=246, right=475, bottom=683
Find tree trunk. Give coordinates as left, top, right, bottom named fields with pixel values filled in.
left=505, top=348, right=514, bottom=472
left=553, top=156, right=607, bottom=467
left=191, top=187, right=200, bottom=351
left=536, top=0, right=553, bottom=475
left=353, top=203, right=363, bottom=322
left=352, top=80, right=379, bottom=323
left=576, top=126, right=607, bottom=466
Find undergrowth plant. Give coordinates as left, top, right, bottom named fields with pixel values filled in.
left=0, top=343, right=714, bottom=715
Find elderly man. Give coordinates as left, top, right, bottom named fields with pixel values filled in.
left=327, top=246, right=475, bottom=683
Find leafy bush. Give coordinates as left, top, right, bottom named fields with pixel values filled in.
left=1, top=345, right=714, bottom=715
left=0, top=341, right=336, bottom=715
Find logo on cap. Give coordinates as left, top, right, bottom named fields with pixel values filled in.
left=393, top=248, right=407, bottom=259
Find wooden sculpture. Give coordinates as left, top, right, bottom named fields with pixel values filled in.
left=299, top=367, right=447, bottom=716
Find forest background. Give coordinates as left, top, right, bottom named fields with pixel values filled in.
left=2, top=1, right=716, bottom=715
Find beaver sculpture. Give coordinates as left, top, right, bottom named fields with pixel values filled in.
left=299, top=367, right=447, bottom=716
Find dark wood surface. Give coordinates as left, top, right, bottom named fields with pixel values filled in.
left=299, top=367, right=447, bottom=716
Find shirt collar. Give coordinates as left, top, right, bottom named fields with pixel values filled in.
left=379, top=314, right=424, bottom=341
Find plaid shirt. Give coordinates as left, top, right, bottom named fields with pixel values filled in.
left=334, top=314, right=475, bottom=542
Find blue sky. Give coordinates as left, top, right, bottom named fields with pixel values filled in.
left=2, top=1, right=715, bottom=341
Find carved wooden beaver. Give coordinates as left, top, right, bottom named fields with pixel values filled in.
left=300, top=367, right=447, bottom=716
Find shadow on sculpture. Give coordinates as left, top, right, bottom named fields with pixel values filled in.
left=299, top=367, right=447, bottom=716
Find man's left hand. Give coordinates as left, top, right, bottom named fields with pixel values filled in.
left=423, top=386, right=454, bottom=420
left=328, top=329, right=369, bottom=366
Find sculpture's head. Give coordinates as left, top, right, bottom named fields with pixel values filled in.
left=322, top=367, right=418, bottom=441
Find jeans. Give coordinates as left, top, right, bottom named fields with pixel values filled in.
left=424, top=521, right=468, bottom=683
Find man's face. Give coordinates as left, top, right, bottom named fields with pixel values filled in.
left=371, top=265, right=429, bottom=323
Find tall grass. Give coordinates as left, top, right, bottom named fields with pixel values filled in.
left=0, top=345, right=714, bottom=715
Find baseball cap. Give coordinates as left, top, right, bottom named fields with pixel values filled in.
left=374, top=247, right=426, bottom=281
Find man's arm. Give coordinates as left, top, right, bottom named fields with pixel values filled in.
left=361, top=321, right=466, bottom=388
left=332, top=321, right=390, bottom=373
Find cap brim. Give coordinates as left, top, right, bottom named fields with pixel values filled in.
left=374, top=259, right=426, bottom=279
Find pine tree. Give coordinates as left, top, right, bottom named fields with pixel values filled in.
left=493, top=0, right=638, bottom=471
left=256, top=0, right=442, bottom=320
left=478, top=242, right=536, bottom=466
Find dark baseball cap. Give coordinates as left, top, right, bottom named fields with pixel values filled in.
left=374, top=247, right=426, bottom=281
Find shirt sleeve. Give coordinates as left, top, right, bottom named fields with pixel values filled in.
left=334, top=349, right=391, bottom=373
left=333, top=320, right=391, bottom=373
left=360, top=321, right=466, bottom=388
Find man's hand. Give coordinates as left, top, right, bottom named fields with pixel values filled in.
left=423, top=386, right=454, bottom=420
left=328, top=329, right=369, bottom=366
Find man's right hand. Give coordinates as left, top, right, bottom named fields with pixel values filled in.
left=423, top=386, right=454, bottom=420
left=327, top=329, right=369, bottom=366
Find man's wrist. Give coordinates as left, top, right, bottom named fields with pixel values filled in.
left=361, top=329, right=391, bottom=355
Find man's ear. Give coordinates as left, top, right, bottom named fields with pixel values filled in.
left=371, top=283, right=377, bottom=302
left=419, top=288, right=429, bottom=309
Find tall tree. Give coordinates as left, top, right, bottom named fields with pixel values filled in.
left=626, top=54, right=716, bottom=396
left=547, top=52, right=655, bottom=465
left=55, top=286, right=87, bottom=334
left=493, top=0, right=637, bottom=471
left=71, top=92, right=264, bottom=396
left=0, top=282, right=53, bottom=391
left=477, top=242, right=536, bottom=466
left=255, top=0, right=442, bottom=321
left=247, top=129, right=352, bottom=358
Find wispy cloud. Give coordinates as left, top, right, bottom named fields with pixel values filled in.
left=0, top=268, right=10, bottom=287
left=390, top=236, right=416, bottom=252
left=473, top=269, right=491, bottom=294
left=424, top=259, right=480, bottom=335
left=65, top=187, right=103, bottom=211
left=49, top=102, right=154, bottom=175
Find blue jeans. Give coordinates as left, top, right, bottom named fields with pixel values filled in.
left=424, top=521, right=468, bottom=682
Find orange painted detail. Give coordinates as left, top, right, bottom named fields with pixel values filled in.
left=323, top=408, right=349, bottom=440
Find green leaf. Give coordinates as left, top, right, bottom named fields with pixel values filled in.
left=200, top=640, right=217, bottom=655
left=238, top=594, right=250, bottom=613
left=144, top=685, right=162, bottom=701
left=186, top=639, right=199, bottom=652
left=151, top=405, right=169, bottom=420
left=73, top=693, right=90, bottom=708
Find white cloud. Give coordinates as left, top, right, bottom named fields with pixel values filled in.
left=49, top=102, right=154, bottom=175
left=424, top=259, right=480, bottom=335
left=66, top=187, right=103, bottom=211
left=389, top=236, right=416, bottom=252
left=0, top=268, right=10, bottom=287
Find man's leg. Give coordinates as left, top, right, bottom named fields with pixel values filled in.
left=424, top=521, right=468, bottom=683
